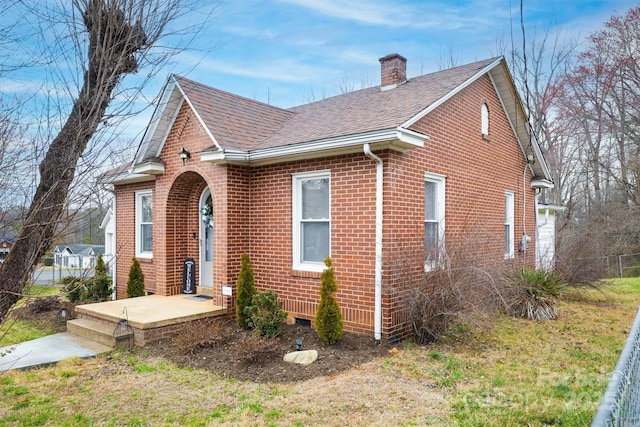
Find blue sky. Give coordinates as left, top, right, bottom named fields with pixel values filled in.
left=177, top=0, right=636, bottom=106
left=2, top=0, right=639, bottom=143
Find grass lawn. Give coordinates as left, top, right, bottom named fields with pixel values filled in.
left=0, top=279, right=638, bottom=426
left=0, top=285, right=62, bottom=346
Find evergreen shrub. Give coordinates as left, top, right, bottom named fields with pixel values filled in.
left=315, top=257, right=343, bottom=344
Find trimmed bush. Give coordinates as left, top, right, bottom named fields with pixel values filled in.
left=244, top=289, right=287, bottom=337
left=315, top=257, right=343, bottom=344
left=86, top=254, right=112, bottom=302
left=126, top=257, right=145, bottom=298
left=236, top=253, right=256, bottom=329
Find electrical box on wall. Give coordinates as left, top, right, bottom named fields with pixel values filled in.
left=518, top=234, right=531, bottom=252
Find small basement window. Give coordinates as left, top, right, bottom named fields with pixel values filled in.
left=295, top=318, right=312, bottom=327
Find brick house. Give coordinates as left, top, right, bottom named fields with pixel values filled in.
left=102, top=54, right=553, bottom=341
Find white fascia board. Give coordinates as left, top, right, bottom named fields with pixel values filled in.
left=199, top=149, right=246, bottom=163
left=99, top=208, right=113, bottom=229
left=152, top=96, right=184, bottom=158
left=538, top=204, right=565, bottom=212
left=401, top=57, right=503, bottom=129
left=531, top=179, right=554, bottom=189
left=107, top=172, right=156, bottom=186
left=137, top=78, right=179, bottom=162
left=201, top=127, right=427, bottom=165
left=488, top=66, right=555, bottom=183
left=133, top=162, right=165, bottom=175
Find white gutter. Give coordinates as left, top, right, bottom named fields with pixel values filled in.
left=199, top=127, right=426, bottom=165
left=363, top=143, right=383, bottom=341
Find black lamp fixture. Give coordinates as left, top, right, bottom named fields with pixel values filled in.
left=179, top=147, right=191, bottom=164
left=295, top=338, right=303, bottom=351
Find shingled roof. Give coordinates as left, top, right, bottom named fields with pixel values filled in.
left=165, top=57, right=498, bottom=153
left=174, top=77, right=295, bottom=152
left=113, top=54, right=551, bottom=185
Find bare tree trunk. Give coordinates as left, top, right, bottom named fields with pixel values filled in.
left=0, top=0, right=148, bottom=319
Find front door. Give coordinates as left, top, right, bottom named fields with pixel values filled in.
left=199, top=188, right=213, bottom=288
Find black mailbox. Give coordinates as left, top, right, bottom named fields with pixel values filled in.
left=182, top=257, right=196, bottom=294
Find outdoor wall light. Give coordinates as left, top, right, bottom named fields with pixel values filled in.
left=295, top=338, right=303, bottom=351
left=179, top=147, right=191, bottom=164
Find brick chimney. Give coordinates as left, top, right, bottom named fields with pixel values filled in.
left=379, top=53, right=407, bottom=89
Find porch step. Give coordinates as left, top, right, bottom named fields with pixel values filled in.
left=67, top=318, right=123, bottom=349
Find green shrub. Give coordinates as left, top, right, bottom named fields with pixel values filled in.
left=87, top=254, right=112, bottom=302
left=315, top=257, right=343, bottom=344
left=243, top=290, right=287, bottom=337
left=126, top=258, right=145, bottom=298
left=507, top=267, right=564, bottom=320
left=60, top=276, right=88, bottom=303
left=236, top=253, right=256, bottom=329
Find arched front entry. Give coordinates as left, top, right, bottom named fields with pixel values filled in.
left=199, top=187, right=213, bottom=288
left=165, top=171, right=210, bottom=295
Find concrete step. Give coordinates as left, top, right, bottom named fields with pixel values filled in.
left=67, top=318, right=120, bottom=348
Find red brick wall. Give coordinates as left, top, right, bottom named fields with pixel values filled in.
left=249, top=155, right=378, bottom=335
left=114, top=74, right=538, bottom=340
left=113, top=181, right=156, bottom=297
left=381, top=74, right=538, bottom=339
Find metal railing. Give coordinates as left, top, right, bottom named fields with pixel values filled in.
left=592, top=307, right=640, bottom=426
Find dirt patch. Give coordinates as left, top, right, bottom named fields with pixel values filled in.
left=142, top=320, right=393, bottom=383
left=10, top=300, right=76, bottom=333
left=12, top=303, right=394, bottom=383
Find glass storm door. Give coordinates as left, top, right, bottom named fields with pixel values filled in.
left=199, top=188, right=213, bottom=288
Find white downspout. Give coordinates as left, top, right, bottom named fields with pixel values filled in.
left=112, top=196, right=117, bottom=301
left=363, top=143, right=383, bottom=341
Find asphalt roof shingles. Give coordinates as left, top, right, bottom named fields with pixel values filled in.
left=173, top=57, right=499, bottom=153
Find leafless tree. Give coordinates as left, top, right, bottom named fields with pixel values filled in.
left=0, top=0, right=215, bottom=320
left=547, top=7, right=640, bottom=259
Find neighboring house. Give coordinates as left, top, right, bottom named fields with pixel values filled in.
left=53, top=244, right=105, bottom=269
left=536, top=204, right=564, bottom=270
left=101, top=54, right=554, bottom=341
left=100, top=208, right=116, bottom=276
left=0, top=232, right=16, bottom=263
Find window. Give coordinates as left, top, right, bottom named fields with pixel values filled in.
left=505, top=191, right=515, bottom=259
left=135, top=190, right=153, bottom=258
left=481, top=103, right=489, bottom=137
left=424, top=172, right=446, bottom=270
left=293, top=171, right=330, bottom=271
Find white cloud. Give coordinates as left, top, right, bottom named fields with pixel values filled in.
left=276, top=0, right=501, bottom=30
left=179, top=52, right=334, bottom=84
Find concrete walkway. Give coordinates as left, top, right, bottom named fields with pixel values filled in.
left=0, top=332, right=111, bottom=372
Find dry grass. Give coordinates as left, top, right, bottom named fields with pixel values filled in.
left=0, top=279, right=638, bottom=426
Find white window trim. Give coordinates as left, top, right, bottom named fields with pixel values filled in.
left=292, top=170, right=331, bottom=272
left=505, top=191, right=515, bottom=259
left=424, top=172, right=446, bottom=271
left=135, top=190, right=153, bottom=259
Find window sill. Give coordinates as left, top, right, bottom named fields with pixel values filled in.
left=290, top=269, right=322, bottom=279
